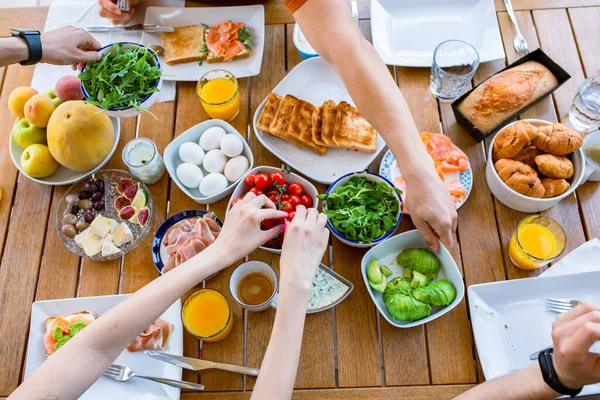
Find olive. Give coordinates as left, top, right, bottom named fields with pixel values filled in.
left=94, top=200, right=105, bottom=211
left=96, top=180, right=105, bottom=193
left=79, top=199, right=94, bottom=210
left=65, top=194, right=79, bottom=206
left=84, top=182, right=98, bottom=193
left=91, top=192, right=103, bottom=202
left=83, top=211, right=95, bottom=223
left=76, top=220, right=88, bottom=232
left=61, top=224, right=78, bottom=238
left=62, top=213, right=78, bottom=226
left=68, top=205, right=79, bottom=215
left=78, top=190, right=91, bottom=200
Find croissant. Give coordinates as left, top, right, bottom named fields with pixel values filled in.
left=495, top=158, right=545, bottom=198
left=531, top=123, right=582, bottom=156
left=535, top=154, right=574, bottom=179
left=541, top=178, right=570, bottom=198
left=493, top=121, right=538, bottom=160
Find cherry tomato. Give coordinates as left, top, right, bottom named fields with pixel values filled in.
left=282, top=183, right=289, bottom=193
left=288, top=183, right=304, bottom=196
left=254, top=173, right=270, bottom=190
left=280, top=193, right=290, bottom=202
left=270, top=171, right=286, bottom=185
left=300, top=194, right=313, bottom=208
left=245, top=174, right=256, bottom=187
left=249, top=187, right=263, bottom=196
left=231, top=197, right=243, bottom=208
left=286, top=210, right=296, bottom=221
left=268, top=192, right=279, bottom=203
left=289, top=194, right=301, bottom=209
left=265, top=239, right=277, bottom=248
left=262, top=218, right=275, bottom=229
left=279, top=200, right=293, bottom=212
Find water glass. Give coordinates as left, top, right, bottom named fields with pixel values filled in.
left=430, top=40, right=480, bottom=102
left=122, top=138, right=166, bottom=185
left=569, top=75, right=600, bottom=132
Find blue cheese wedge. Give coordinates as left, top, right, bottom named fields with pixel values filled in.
left=112, top=223, right=134, bottom=246
left=308, top=268, right=350, bottom=311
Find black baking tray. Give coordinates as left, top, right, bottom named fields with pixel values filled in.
left=451, top=48, right=571, bottom=142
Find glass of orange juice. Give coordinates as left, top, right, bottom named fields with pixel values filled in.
left=508, top=216, right=566, bottom=270
left=181, top=288, right=233, bottom=343
left=197, top=69, right=240, bottom=121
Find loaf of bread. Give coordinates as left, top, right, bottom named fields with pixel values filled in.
left=457, top=61, right=558, bottom=133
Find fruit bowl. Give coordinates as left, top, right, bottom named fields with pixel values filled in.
left=9, top=117, right=121, bottom=186
left=56, top=169, right=153, bottom=261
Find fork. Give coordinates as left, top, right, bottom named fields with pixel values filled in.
left=116, top=0, right=130, bottom=12
left=546, top=298, right=582, bottom=314
left=503, top=0, right=529, bottom=56
left=103, top=364, right=205, bottom=391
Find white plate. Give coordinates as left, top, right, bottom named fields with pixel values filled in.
left=252, top=57, right=386, bottom=184
left=370, top=0, right=505, bottom=67
left=24, top=295, right=183, bottom=400
left=469, top=271, right=600, bottom=396
left=141, top=5, right=265, bottom=81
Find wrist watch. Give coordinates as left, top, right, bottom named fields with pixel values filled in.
left=538, top=348, right=583, bottom=398
left=10, top=29, right=42, bottom=65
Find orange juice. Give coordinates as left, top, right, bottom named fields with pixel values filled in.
left=182, top=289, right=233, bottom=342
left=197, top=70, right=240, bottom=121
left=508, top=217, right=564, bottom=270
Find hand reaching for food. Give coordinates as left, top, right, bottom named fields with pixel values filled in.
left=40, top=26, right=102, bottom=66
left=97, top=0, right=140, bottom=24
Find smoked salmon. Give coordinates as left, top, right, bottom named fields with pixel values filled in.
left=420, top=133, right=469, bottom=174
left=206, top=20, right=252, bottom=62
left=43, top=311, right=96, bottom=356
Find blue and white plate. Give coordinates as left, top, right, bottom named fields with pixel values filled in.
left=379, top=149, right=473, bottom=210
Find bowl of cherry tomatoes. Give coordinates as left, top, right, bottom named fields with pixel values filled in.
left=226, top=166, right=319, bottom=253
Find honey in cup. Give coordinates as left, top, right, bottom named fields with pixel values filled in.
left=238, top=272, right=275, bottom=306
left=182, top=289, right=233, bottom=342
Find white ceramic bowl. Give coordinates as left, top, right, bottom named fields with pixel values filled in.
left=9, top=117, right=120, bottom=186
left=80, top=42, right=162, bottom=118
left=361, top=230, right=465, bottom=328
left=486, top=119, right=585, bottom=213
left=164, top=119, right=254, bottom=205
left=226, top=166, right=319, bottom=254
left=323, top=171, right=402, bottom=248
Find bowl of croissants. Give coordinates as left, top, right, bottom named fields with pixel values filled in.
left=486, top=119, right=585, bottom=213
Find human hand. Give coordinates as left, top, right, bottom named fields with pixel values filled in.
left=40, top=26, right=101, bottom=66
left=279, top=206, right=329, bottom=294
left=98, top=0, right=140, bottom=24
left=552, top=303, right=600, bottom=389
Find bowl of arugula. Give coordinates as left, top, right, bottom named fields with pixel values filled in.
left=79, top=42, right=162, bottom=118
left=318, top=171, right=403, bottom=248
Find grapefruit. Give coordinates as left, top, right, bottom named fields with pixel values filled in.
left=46, top=101, right=114, bottom=171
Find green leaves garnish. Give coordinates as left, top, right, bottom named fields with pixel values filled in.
left=79, top=43, right=161, bottom=113
left=52, top=320, right=89, bottom=351
left=201, top=23, right=210, bottom=29
left=238, top=27, right=253, bottom=50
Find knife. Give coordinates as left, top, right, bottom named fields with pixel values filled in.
left=85, top=24, right=174, bottom=33
left=145, top=351, right=260, bottom=376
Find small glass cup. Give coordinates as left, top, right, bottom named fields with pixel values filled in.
left=122, top=138, right=166, bottom=185
left=508, top=216, right=566, bottom=271
left=430, top=40, right=480, bottom=102
left=569, top=75, right=600, bottom=132
left=181, top=288, right=233, bottom=343
left=197, top=69, right=240, bottom=121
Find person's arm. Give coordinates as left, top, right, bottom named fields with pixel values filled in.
left=251, top=206, right=329, bottom=400
left=293, top=0, right=457, bottom=251
left=456, top=303, right=600, bottom=400
left=9, top=193, right=287, bottom=400
left=0, top=37, right=29, bottom=67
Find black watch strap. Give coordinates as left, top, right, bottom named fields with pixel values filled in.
left=10, top=29, right=42, bottom=65
left=538, top=348, right=583, bottom=398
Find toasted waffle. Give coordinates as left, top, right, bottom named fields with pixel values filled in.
left=161, top=25, right=206, bottom=66
left=332, top=101, right=377, bottom=153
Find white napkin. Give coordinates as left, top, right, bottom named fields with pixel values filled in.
left=540, top=238, right=600, bottom=277
left=31, top=0, right=182, bottom=102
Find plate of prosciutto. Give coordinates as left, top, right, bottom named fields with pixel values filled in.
left=24, top=295, right=183, bottom=400
left=380, top=132, right=473, bottom=211
left=152, top=210, right=223, bottom=274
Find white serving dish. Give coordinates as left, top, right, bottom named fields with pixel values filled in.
left=370, top=0, right=505, bottom=67
left=9, top=117, right=120, bottom=186
left=486, top=119, right=585, bottom=213
left=81, top=42, right=162, bottom=118
left=324, top=171, right=401, bottom=248
left=468, top=271, right=600, bottom=396
left=141, top=5, right=265, bottom=81
left=252, top=57, right=386, bottom=184
left=361, top=230, right=465, bottom=328
left=292, top=23, right=318, bottom=59
left=225, top=166, right=318, bottom=254
left=24, top=295, right=183, bottom=400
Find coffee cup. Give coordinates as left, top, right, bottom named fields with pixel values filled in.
left=582, top=130, right=600, bottom=182
left=229, top=260, right=278, bottom=312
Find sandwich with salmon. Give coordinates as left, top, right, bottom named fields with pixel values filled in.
left=43, top=311, right=96, bottom=356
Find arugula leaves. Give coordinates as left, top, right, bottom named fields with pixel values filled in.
left=318, top=177, right=402, bottom=242
left=79, top=43, right=161, bottom=112
left=238, top=27, right=253, bottom=50
left=51, top=320, right=89, bottom=351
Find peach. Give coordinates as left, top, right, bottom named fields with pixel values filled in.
left=24, top=94, right=56, bottom=128
left=8, top=86, right=38, bottom=118
left=55, top=76, right=84, bottom=102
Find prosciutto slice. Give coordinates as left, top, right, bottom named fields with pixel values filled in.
left=127, top=318, right=174, bottom=352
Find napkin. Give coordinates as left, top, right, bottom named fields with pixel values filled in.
left=540, top=238, right=600, bottom=277
left=30, top=0, right=182, bottom=102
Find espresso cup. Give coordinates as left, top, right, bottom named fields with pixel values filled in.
left=582, top=130, right=600, bottom=182
left=229, top=260, right=278, bottom=312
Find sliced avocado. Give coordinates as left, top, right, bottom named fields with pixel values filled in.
left=410, top=270, right=429, bottom=288
left=367, top=258, right=383, bottom=284
left=412, top=287, right=430, bottom=304
left=369, top=277, right=387, bottom=293
left=380, top=265, right=393, bottom=277
left=431, top=286, right=449, bottom=306
left=403, top=268, right=413, bottom=279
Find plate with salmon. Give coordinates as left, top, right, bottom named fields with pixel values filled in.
left=380, top=133, right=473, bottom=211
left=141, top=5, right=264, bottom=81
left=25, top=295, right=183, bottom=400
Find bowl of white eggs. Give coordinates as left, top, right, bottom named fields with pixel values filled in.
left=163, top=119, right=254, bottom=204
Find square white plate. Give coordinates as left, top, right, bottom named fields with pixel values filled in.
left=370, top=0, right=505, bottom=67
left=141, top=5, right=265, bottom=81
left=24, top=295, right=183, bottom=400
left=252, top=57, right=386, bottom=184
left=469, top=271, right=600, bottom=396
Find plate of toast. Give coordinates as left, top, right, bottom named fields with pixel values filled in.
left=141, top=5, right=265, bottom=81
left=253, top=57, right=386, bottom=184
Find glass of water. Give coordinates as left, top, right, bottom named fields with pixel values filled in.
left=430, top=40, right=480, bottom=102
left=569, top=75, right=600, bottom=132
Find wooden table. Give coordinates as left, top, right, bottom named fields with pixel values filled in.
left=1, top=1, right=599, bottom=398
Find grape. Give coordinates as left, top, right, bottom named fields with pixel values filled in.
left=91, top=192, right=102, bottom=202
left=86, top=178, right=95, bottom=185
left=84, top=182, right=98, bottom=193
left=96, top=180, right=105, bottom=193
left=83, top=211, right=95, bottom=223
left=94, top=200, right=105, bottom=211
left=76, top=220, right=88, bottom=232
left=79, top=199, right=93, bottom=210
left=68, top=205, right=79, bottom=215
left=62, top=213, right=78, bottom=226
left=61, top=224, right=78, bottom=238
left=65, top=194, right=79, bottom=206
left=78, top=190, right=91, bottom=200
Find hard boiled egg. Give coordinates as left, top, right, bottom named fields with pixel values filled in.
left=176, top=163, right=203, bottom=188
left=224, top=156, right=249, bottom=182
left=199, top=173, right=228, bottom=197
left=199, top=126, right=227, bottom=151
left=220, top=134, right=244, bottom=157
left=178, top=142, right=204, bottom=165
left=203, top=149, right=228, bottom=173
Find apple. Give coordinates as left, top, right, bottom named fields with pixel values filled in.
left=20, top=143, right=59, bottom=178
left=12, top=117, right=47, bottom=149
left=45, top=88, right=62, bottom=107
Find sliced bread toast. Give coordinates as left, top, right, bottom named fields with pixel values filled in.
left=206, top=48, right=251, bottom=63
left=286, top=100, right=327, bottom=155
left=321, top=100, right=338, bottom=147
left=257, top=93, right=282, bottom=133
left=332, top=101, right=377, bottom=153
left=161, top=25, right=206, bottom=66
left=311, top=105, right=327, bottom=147
left=269, top=95, right=300, bottom=144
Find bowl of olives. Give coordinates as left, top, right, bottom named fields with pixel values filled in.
left=56, top=169, right=153, bottom=261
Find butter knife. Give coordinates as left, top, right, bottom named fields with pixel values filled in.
left=85, top=24, right=174, bottom=33
left=145, top=351, right=260, bottom=376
